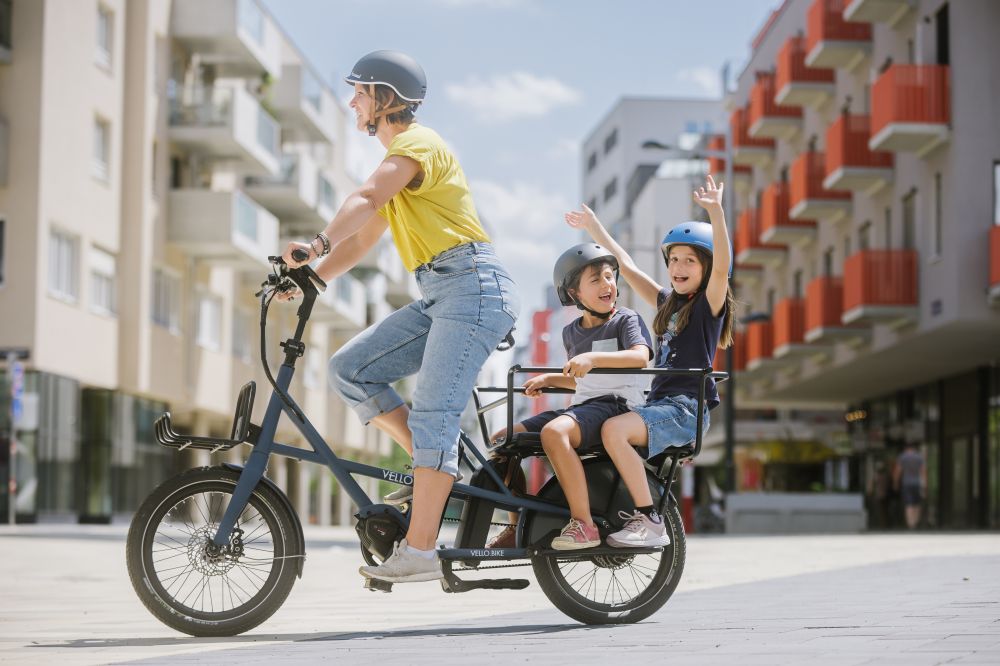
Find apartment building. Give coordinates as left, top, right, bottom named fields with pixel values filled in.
left=722, top=0, right=1000, bottom=528
left=0, top=0, right=418, bottom=525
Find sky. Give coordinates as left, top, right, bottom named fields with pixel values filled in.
left=260, top=0, right=779, bottom=316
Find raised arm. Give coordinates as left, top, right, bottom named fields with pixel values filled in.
left=692, top=175, right=731, bottom=317
left=565, top=205, right=663, bottom=308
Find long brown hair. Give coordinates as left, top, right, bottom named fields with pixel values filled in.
left=652, top=244, right=736, bottom=349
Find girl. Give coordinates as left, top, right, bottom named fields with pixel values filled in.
left=565, top=174, right=735, bottom=548
left=281, top=51, right=519, bottom=583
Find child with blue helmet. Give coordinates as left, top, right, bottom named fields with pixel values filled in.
left=565, top=174, right=736, bottom=548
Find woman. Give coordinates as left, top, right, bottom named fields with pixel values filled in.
left=280, top=50, right=519, bottom=583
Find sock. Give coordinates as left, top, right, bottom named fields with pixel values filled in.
left=636, top=505, right=661, bottom=523
left=406, top=545, right=437, bottom=559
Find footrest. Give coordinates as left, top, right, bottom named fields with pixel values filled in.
left=363, top=577, right=393, bottom=593
left=530, top=544, right=664, bottom=558
left=440, top=562, right=530, bottom=593
left=153, top=381, right=259, bottom=452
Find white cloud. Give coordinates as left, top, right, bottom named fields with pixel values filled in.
left=444, top=72, right=582, bottom=123
left=546, top=138, right=580, bottom=161
left=470, top=179, right=580, bottom=315
left=676, top=67, right=722, bottom=97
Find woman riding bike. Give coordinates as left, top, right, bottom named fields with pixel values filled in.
left=280, top=50, right=520, bottom=584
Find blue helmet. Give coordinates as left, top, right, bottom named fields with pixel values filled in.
left=660, top=221, right=733, bottom=278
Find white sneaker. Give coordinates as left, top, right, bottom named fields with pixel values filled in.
left=358, top=538, right=443, bottom=583
left=383, top=485, right=413, bottom=506
left=607, top=510, right=670, bottom=548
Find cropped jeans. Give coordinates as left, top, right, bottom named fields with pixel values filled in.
left=328, top=242, right=519, bottom=477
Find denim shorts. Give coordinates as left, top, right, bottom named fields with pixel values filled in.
left=631, top=394, right=710, bottom=459
left=328, top=242, right=519, bottom=477
left=521, top=395, right=631, bottom=452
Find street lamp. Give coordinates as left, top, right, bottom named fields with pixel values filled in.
left=641, top=97, right=739, bottom=496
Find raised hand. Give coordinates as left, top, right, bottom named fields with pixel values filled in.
left=564, top=203, right=601, bottom=232
left=692, top=174, right=724, bottom=212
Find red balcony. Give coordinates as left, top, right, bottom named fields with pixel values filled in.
left=731, top=107, right=774, bottom=167
left=806, top=0, right=872, bottom=69
left=735, top=208, right=786, bottom=266
left=775, top=35, right=836, bottom=108
left=707, top=135, right=751, bottom=192
left=760, top=181, right=816, bottom=245
left=804, top=276, right=867, bottom=343
left=990, top=226, right=1000, bottom=303
left=773, top=298, right=810, bottom=358
left=842, top=249, right=918, bottom=324
left=843, top=0, right=911, bottom=26
left=870, top=64, right=950, bottom=155
left=746, top=320, right=774, bottom=371
left=748, top=71, right=802, bottom=140
left=723, top=332, right=748, bottom=374
left=790, top=151, right=852, bottom=221
left=823, top=114, right=894, bottom=193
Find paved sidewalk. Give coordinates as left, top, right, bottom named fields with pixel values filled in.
left=0, top=525, right=998, bottom=665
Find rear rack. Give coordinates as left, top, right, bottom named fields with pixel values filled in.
left=153, top=381, right=260, bottom=453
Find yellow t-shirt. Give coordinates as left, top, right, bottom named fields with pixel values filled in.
left=378, top=125, right=491, bottom=271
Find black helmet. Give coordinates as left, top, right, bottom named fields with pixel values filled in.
left=553, top=243, right=619, bottom=307
left=344, top=50, right=427, bottom=103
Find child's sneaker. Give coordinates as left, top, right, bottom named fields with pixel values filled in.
left=486, top=525, right=517, bottom=549
left=550, top=518, right=600, bottom=550
left=607, top=510, right=670, bottom=548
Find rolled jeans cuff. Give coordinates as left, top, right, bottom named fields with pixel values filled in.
left=412, top=448, right=461, bottom=479
left=353, top=387, right=405, bottom=425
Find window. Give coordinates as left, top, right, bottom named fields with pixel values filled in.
left=48, top=229, right=79, bottom=302
left=152, top=268, right=180, bottom=332
left=884, top=206, right=892, bottom=248
left=936, top=3, right=950, bottom=66
left=0, top=218, right=5, bottom=286
left=89, top=246, right=116, bottom=316
left=318, top=176, right=336, bottom=210
left=844, top=236, right=852, bottom=261
left=151, top=141, right=159, bottom=199
left=234, top=192, right=259, bottom=242
left=96, top=4, right=112, bottom=70
left=793, top=270, right=802, bottom=299
left=0, top=0, right=11, bottom=58
left=232, top=309, right=253, bottom=363
left=93, top=117, right=110, bottom=181
left=932, top=173, right=942, bottom=257
left=902, top=189, right=917, bottom=250
left=603, top=177, right=618, bottom=203
left=767, top=288, right=775, bottom=314
left=603, top=128, right=618, bottom=155
left=859, top=221, right=871, bottom=250
left=823, top=247, right=834, bottom=277
left=586, top=151, right=597, bottom=173
left=196, top=293, right=222, bottom=351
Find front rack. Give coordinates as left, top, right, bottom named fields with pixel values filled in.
left=153, top=381, right=260, bottom=453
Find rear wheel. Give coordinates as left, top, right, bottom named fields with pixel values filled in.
left=525, top=459, right=686, bottom=624
left=126, top=466, right=301, bottom=636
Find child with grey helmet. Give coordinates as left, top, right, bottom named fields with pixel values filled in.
left=487, top=243, right=653, bottom=550
left=565, top=174, right=736, bottom=548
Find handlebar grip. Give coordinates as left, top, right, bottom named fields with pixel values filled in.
left=291, top=248, right=309, bottom=263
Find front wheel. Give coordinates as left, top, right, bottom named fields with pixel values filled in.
left=525, top=459, right=686, bottom=625
left=126, top=466, right=301, bottom=636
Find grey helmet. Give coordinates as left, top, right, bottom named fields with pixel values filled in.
left=345, top=51, right=426, bottom=135
left=553, top=243, right=619, bottom=314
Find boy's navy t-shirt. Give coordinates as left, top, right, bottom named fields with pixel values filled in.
left=562, top=307, right=653, bottom=407
left=647, top=289, right=725, bottom=409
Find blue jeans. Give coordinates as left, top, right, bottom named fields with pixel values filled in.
left=328, top=242, right=519, bottom=477
left=631, top=394, right=710, bottom=459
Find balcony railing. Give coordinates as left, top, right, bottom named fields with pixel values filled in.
left=170, top=0, right=281, bottom=77
left=748, top=71, right=802, bottom=139
left=990, top=226, right=1000, bottom=303
left=773, top=298, right=807, bottom=357
left=734, top=263, right=764, bottom=287
left=746, top=320, right=774, bottom=370
left=243, top=152, right=324, bottom=222
left=761, top=181, right=816, bottom=245
left=168, top=189, right=278, bottom=268
left=806, top=0, right=872, bottom=69
left=870, top=64, right=950, bottom=155
left=790, top=151, right=852, bottom=221
left=731, top=107, right=774, bottom=167
left=843, top=0, right=911, bottom=26
left=823, top=114, right=894, bottom=193
left=775, top=35, right=836, bottom=107
left=736, top=208, right=786, bottom=266
left=842, top=249, right=918, bottom=324
left=724, top=333, right=748, bottom=374
left=707, top=135, right=751, bottom=176
left=805, top=276, right=865, bottom=342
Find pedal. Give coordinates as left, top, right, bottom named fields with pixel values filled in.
left=440, top=562, right=529, bottom=593
left=363, top=577, right=393, bottom=593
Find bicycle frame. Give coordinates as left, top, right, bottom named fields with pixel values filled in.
left=204, top=261, right=726, bottom=563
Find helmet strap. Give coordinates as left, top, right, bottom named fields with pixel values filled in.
left=573, top=298, right=614, bottom=320
left=366, top=84, right=412, bottom=136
